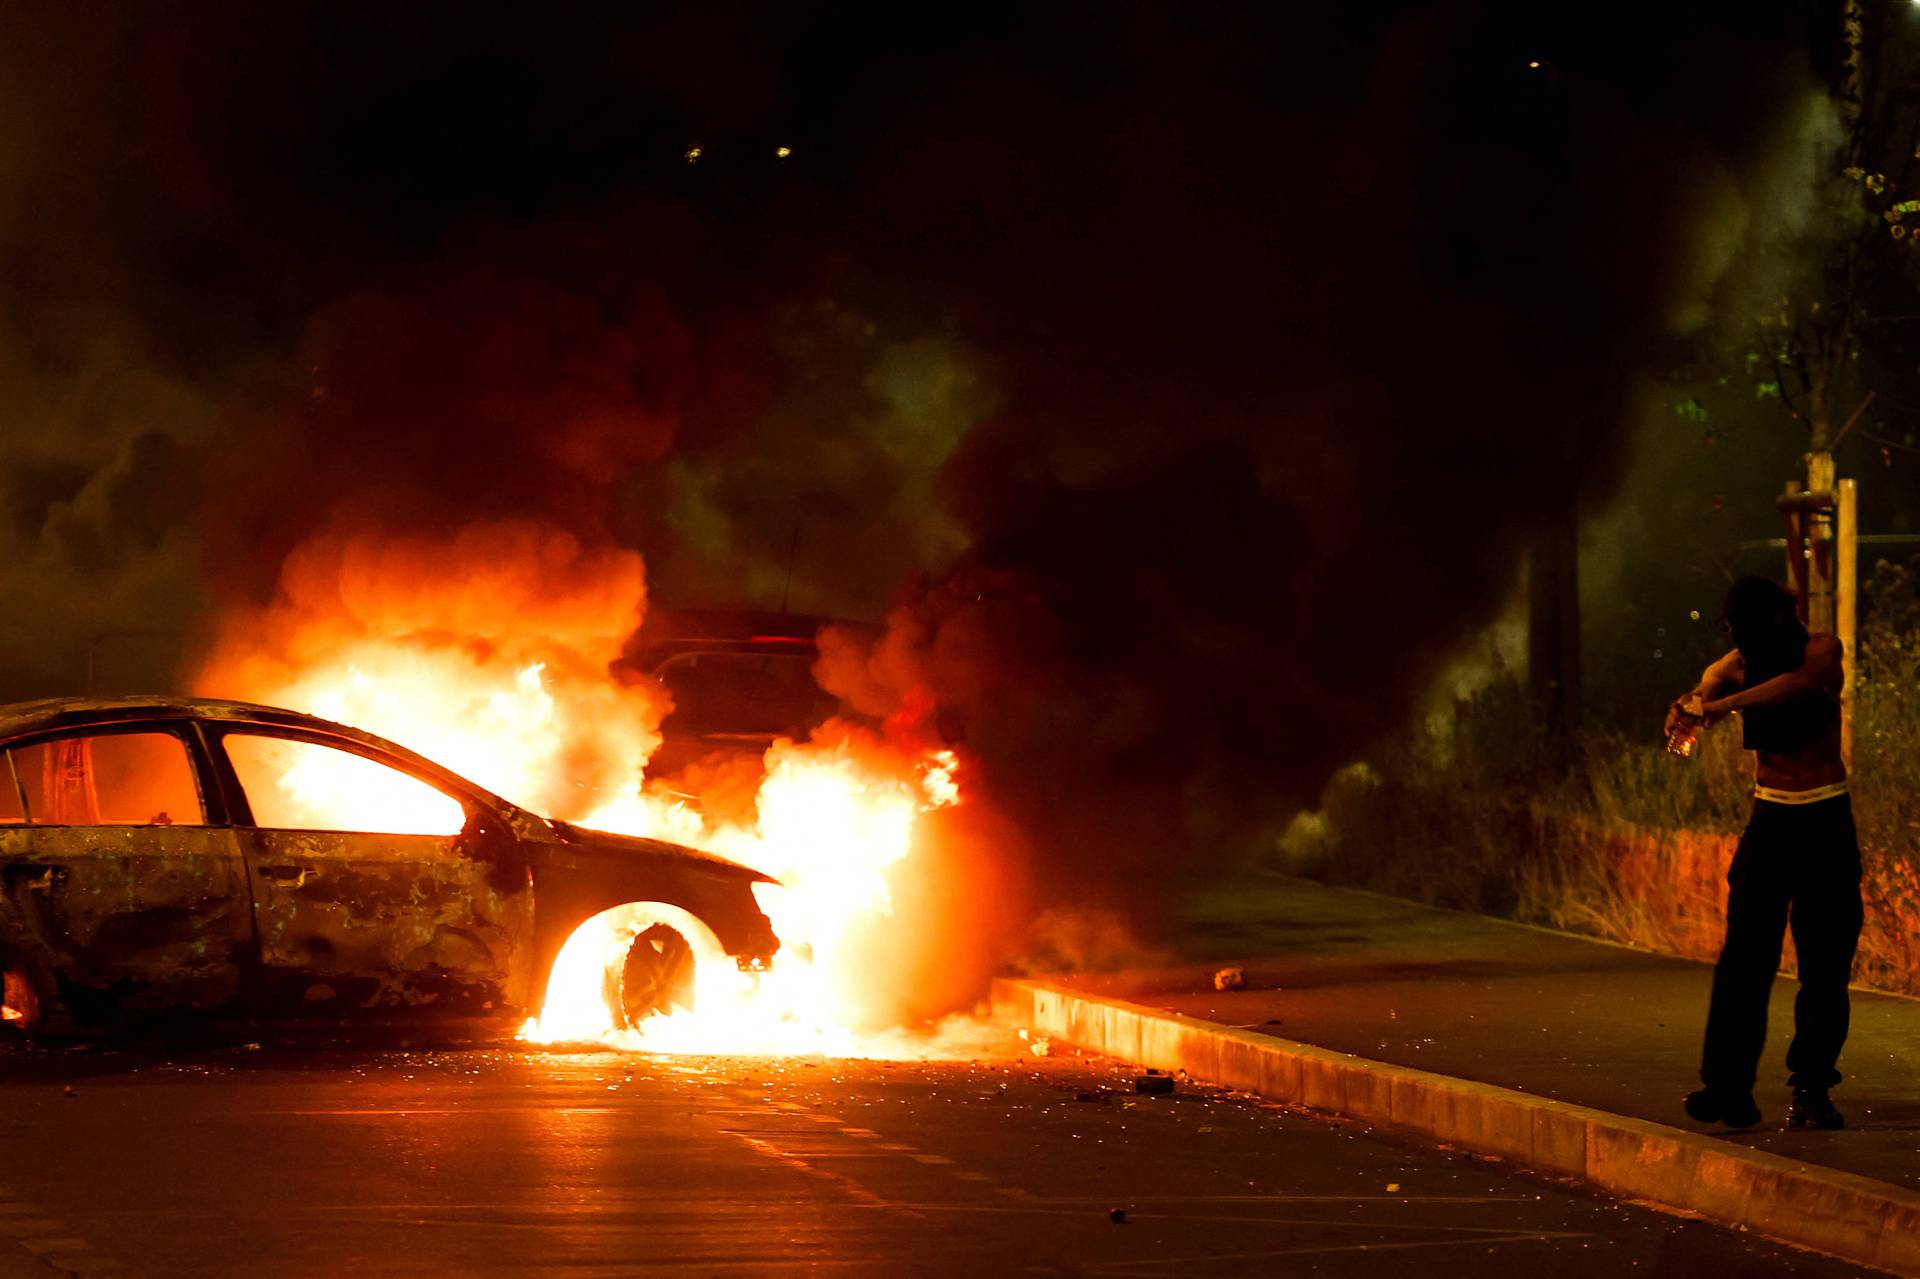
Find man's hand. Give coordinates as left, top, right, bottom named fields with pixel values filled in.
left=1665, top=650, right=1742, bottom=738
left=1664, top=693, right=1706, bottom=738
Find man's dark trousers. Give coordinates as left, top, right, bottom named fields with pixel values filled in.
left=1700, top=794, right=1863, bottom=1092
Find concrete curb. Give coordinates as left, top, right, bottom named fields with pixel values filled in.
left=992, top=977, right=1920, bottom=1276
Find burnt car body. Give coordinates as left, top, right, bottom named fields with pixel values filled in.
left=0, top=696, right=778, bottom=1039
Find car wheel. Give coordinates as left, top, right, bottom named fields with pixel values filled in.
left=615, top=923, right=696, bottom=1026
left=537, top=901, right=729, bottom=1041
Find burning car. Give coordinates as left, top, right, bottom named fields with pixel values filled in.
left=0, top=695, right=778, bottom=1040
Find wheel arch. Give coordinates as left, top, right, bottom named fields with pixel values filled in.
left=526, top=845, right=778, bottom=1019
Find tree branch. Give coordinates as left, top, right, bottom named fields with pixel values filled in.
left=1769, top=349, right=1808, bottom=424
left=1862, top=429, right=1920, bottom=456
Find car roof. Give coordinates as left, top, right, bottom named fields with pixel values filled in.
left=626, top=608, right=885, bottom=662
left=0, top=695, right=517, bottom=812
left=0, top=694, right=410, bottom=747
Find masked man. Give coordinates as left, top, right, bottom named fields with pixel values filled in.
left=1665, top=575, right=1858, bottom=1131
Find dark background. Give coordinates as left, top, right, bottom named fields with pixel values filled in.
left=2, top=0, right=1912, bottom=917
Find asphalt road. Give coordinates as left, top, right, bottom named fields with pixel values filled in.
left=0, top=1032, right=1876, bottom=1278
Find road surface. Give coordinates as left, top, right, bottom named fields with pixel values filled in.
left=0, top=1031, right=1874, bottom=1277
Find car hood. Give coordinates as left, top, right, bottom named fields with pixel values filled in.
left=543, top=819, right=779, bottom=885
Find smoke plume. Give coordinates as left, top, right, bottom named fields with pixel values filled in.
left=0, top=2, right=1845, bottom=974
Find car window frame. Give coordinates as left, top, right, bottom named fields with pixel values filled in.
left=203, top=723, right=489, bottom=837
left=0, top=720, right=224, bottom=828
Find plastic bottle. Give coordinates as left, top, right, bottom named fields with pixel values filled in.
left=1666, top=694, right=1705, bottom=758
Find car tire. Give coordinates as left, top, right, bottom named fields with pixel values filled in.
left=614, top=923, right=696, bottom=1026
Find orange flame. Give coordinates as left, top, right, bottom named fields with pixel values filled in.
left=200, top=520, right=976, bottom=1057
left=524, top=733, right=964, bottom=1056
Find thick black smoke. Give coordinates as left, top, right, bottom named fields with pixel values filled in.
left=0, top=2, right=1838, bottom=937
left=821, top=3, right=1843, bottom=921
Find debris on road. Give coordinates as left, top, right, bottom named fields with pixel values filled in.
left=1213, top=967, right=1245, bottom=991
left=1135, top=1074, right=1174, bottom=1095
left=1109, top=1208, right=1127, bottom=1224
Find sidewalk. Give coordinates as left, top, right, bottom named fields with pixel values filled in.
left=1050, top=873, right=1920, bottom=1193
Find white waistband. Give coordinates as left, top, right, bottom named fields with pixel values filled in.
left=1753, top=781, right=1849, bottom=806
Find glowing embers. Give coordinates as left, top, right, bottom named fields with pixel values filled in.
left=2, top=965, right=37, bottom=1026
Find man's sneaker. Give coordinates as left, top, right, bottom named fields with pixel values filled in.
left=1787, top=1088, right=1844, bottom=1130
left=1684, top=1087, right=1762, bottom=1128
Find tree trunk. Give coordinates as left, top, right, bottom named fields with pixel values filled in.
left=1837, top=477, right=1857, bottom=768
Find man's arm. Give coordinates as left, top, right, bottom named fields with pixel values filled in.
left=1693, top=650, right=1745, bottom=702
left=1703, top=635, right=1842, bottom=716
left=1666, top=650, right=1743, bottom=735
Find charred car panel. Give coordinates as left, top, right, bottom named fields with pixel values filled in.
left=0, top=825, right=253, bottom=1021
left=242, top=829, right=535, bottom=1019
left=0, top=696, right=778, bottom=1039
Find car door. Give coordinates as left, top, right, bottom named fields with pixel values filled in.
left=0, top=724, right=252, bottom=1021
left=212, top=728, right=533, bottom=1018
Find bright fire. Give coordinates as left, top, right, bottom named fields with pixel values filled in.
left=199, top=520, right=974, bottom=1058
left=528, top=736, right=962, bottom=1056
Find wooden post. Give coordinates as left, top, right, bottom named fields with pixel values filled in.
left=1837, top=477, right=1857, bottom=769
left=1806, top=453, right=1837, bottom=634
left=1783, top=480, right=1808, bottom=621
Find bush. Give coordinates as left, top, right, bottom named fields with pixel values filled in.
left=1850, top=558, right=1920, bottom=991
left=1292, top=592, right=1920, bottom=994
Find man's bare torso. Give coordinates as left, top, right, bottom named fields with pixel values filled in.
left=1754, top=721, right=1845, bottom=790
left=1718, top=641, right=1846, bottom=791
